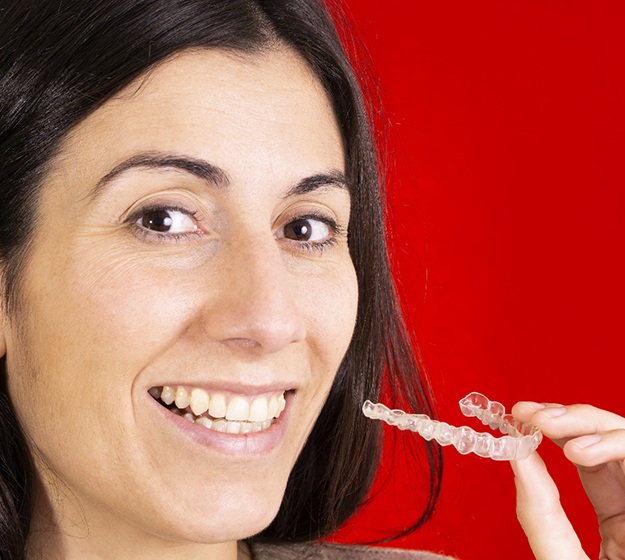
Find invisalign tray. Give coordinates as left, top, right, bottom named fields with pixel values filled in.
left=362, top=392, right=542, bottom=460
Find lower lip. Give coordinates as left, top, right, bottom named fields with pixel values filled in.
left=148, top=394, right=291, bottom=456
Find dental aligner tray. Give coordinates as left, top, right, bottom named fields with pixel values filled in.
left=362, top=392, right=542, bottom=461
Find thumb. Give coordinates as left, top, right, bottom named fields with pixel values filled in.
left=511, top=452, right=588, bottom=560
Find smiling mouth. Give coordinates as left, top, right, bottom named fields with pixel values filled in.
left=149, top=386, right=286, bottom=434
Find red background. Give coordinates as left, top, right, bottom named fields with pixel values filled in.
left=330, top=1, right=625, bottom=558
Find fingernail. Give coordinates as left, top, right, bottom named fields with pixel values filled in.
left=571, top=434, right=602, bottom=449
left=518, top=401, right=545, bottom=411
left=540, top=406, right=567, bottom=418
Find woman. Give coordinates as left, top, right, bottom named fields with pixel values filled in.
left=0, top=1, right=621, bottom=559
left=0, top=1, right=443, bottom=558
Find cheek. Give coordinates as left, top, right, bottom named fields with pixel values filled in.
left=46, top=251, right=204, bottom=371
left=4, top=251, right=201, bottom=440
left=303, top=262, right=359, bottom=367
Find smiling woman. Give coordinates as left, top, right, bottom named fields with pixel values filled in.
left=9, top=47, right=360, bottom=547
left=0, top=1, right=444, bottom=559
left=3, top=1, right=624, bottom=559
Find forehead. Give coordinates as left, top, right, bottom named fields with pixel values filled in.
left=54, top=47, right=345, bottom=192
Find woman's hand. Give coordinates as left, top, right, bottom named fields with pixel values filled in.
left=511, top=401, right=625, bottom=560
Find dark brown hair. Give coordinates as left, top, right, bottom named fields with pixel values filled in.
left=0, top=1, right=442, bottom=557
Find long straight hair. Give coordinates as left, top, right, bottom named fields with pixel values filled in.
left=0, top=1, right=442, bottom=557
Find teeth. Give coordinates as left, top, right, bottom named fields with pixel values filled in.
left=161, top=386, right=175, bottom=405
left=268, top=396, right=279, bottom=418
left=175, top=386, right=190, bottom=409
left=151, top=385, right=287, bottom=431
left=249, top=397, right=268, bottom=422
left=209, top=393, right=227, bottom=419
left=277, top=394, right=286, bottom=415
left=196, top=417, right=213, bottom=429
left=226, top=396, right=249, bottom=421
left=190, top=388, right=210, bottom=416
left=226, top=421, right=241, bottom=434
left=212, top=420, right=227, bottom=432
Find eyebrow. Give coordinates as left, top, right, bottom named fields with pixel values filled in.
left=90, top=152, right=230, bottom=198
left=90, top=151, right=348, bottom=199
left=284, top=170, right=348, bottom=198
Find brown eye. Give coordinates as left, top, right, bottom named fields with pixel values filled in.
left=141, top=210, right=174, bottom=232
left=282, top=218, right=330, bottom=242
left=137, top=208, right=197, bottom=234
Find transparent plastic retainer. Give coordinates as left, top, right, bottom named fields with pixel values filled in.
left=362, top=392, right=542, bottom=461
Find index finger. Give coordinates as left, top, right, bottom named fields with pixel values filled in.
left=512, top=402, right=625, bottom=442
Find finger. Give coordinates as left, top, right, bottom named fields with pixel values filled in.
left=512, top=401, right=559, bottom=423
left=512, top=402, right=625, bottom=443
left=563, top=430, right=625, bottom=525
left=564, top=429, right=625, bottom=468
left=511, top=452, right=588, bottom=560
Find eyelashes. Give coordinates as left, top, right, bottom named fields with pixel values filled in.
left=126, top=203, right=203, bottom=244
left=125, top=204, right=347, bottom=254
left=276, top=212, right=345, bottom=254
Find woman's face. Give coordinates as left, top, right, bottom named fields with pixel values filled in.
left=3, top=47, right=357, bottom=553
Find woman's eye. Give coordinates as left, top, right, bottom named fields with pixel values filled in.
left=137, top=209, right=197, bottom=234
left=281, top=218, right=330, bottom=242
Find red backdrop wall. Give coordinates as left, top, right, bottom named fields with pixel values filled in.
left=330, top=1, right=625, bottom=558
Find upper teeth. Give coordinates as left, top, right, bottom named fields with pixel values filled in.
left=152, top=386, right=286, bottom=423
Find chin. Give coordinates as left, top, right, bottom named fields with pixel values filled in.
left=145, top=477, right=287, bottom=545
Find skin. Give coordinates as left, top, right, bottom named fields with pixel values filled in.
left=511, top=401, right=625, bottom=559
left=0, top=46, right=358, bottom=559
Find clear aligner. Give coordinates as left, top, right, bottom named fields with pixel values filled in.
left=362, top=392, right=542, bottom=461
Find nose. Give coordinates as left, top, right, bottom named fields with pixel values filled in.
left=199, top=241, right=307, bottom=354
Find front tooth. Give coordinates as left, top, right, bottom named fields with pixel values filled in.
left=226, top=396, right=250, bottom=421
left=190, top=388, right=209, bottom=416
left=175, top=386, right=190, bottom=409
left=160, top=386, right=175, bottom=405
left=268, top=396, right=279, bottom=418
left=212, top=420, right=227, bottom=432
left=249, top=397, right=269, bottom=422
left=196, top=417, right=213, bottom=429
left=209, top=393, right=227, bottom=418
left=226, top=421, right=241, bottom=434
